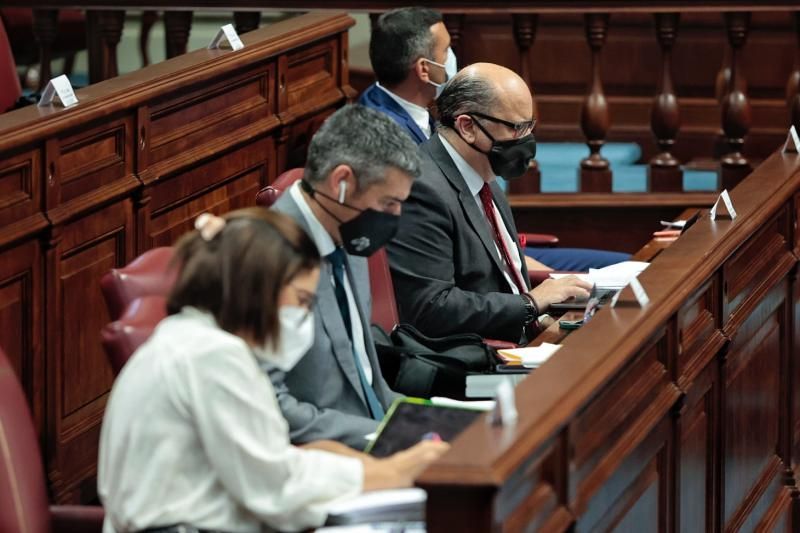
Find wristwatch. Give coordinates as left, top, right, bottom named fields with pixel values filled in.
left=520, top=293, right=540, bottom=327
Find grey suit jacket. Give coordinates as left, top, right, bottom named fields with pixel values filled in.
left=270, top=191, right=401, bottom=449
left=387, top=134, right=532, bottom=342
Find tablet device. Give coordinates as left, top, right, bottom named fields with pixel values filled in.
left=365, top=398, right=483, bottom=458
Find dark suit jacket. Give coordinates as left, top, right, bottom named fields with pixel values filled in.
left=358, top=83, right=429, bottom=145
left=270, top=191, right=400, bottom=449
left=387, top=134, right=532, bottom=342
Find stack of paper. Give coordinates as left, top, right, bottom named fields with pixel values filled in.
left=550, top=260, right=649, bottom=290
left=496, top=342, right=562, bottom=368
left=325, top=488, right=426, bottom=526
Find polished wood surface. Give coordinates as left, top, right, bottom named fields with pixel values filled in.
left=0, top=11, right=354, bottom=503
left=419, top=148, right=800, bottom=531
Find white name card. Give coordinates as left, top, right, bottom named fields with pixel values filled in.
left=38, top=74, right=78, bottom=108
left=488, top=379, right=518, bottom=427
left=208, top=24, right=244, bottom=51
left=710, top=189, right=737, bottom=221
left=611, top=275, right=650, bottom=308
left=783, top=125, right=800, bottom=154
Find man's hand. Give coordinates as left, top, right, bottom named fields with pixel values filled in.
left=529, top=275, right=592, bottom=311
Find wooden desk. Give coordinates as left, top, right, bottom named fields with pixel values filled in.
left=0, top=11, right=354, bottom=503
left=419, top=148, right=800, bottom=531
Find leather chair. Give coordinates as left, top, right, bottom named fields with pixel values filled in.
left=255, top=167, right=305, bottom=208
left=100, top=247, right=175, bottom=321
left=0, top=18, right=20, bottom=113
left=0, top=346, right=104, bottom=533
left=101, top=296, right=168, bottom=376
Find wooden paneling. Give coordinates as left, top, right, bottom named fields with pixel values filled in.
left=0, top=239, right=43, bottom=436
left=46, top=199, right=134, bottom=503
left=0, top=12, right=355, bottom=503
left=140, top=137, right=274, bottom=251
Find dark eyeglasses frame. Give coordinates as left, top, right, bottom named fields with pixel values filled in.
left=468, top=112, right=536, bottom=138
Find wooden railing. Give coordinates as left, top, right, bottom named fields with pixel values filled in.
left=0, top=11, right=354, bottom=503
left=5, top=1, right=800, bottom=195
left=418, top=147, right=800, bottom=531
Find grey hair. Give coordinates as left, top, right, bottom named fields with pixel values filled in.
left=436, top=74, right=499, bottom=130
left=304, top=104, right=422, bottom=188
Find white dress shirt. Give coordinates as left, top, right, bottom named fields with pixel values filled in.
left=289, top=181, right=373, bottom=384
left=98, top=307, right=363, bottom=533
left=376, top=82, right=432, bottom=139
left=440, top=136, right=524, bottom=294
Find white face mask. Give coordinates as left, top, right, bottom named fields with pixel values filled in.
left=426, top=47, right=458, bottom=97
left=253, top=306, right=315, bottom=371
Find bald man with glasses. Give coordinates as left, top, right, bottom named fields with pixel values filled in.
left=387, top=63, right=592, bottom=344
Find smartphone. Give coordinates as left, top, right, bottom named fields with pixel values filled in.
left=559, top=319, right=584, bottom=330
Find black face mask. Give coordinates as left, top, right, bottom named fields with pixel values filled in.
left=299, top=180, right=399, bottom=257
left=460, top=117, right=537, bottom=180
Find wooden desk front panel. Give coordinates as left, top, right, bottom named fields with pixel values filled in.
left=0, top=147, right=42, bottom=238
left=280, top=38, right=343, bottom=121
left=140, top=137, right=274, bottom=251
left=568, top=333, right=680, bottom=532
left=46, top=198, right=134, bottom=503
left=141, top=62, right=278, bottom=181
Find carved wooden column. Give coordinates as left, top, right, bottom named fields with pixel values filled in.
left=786, top=12, right=800, bottom=132
left=139, top=11, right=158, bottom=67
left=649, top=13, right=682, bottom=193
left=509, top=14, right=540, bottom=195
left=86, top=10, right=125, bottom=83
left=234, top=11, right=261, bottom=34
left=443, top=14, right=465, bottom=59
left=164, top=11, right=193, bottom=59
left=720, top=12, right=752, bottom=191
left=580, top=13, right=611, bottom=192
left=32, top=9, right=59, bottom=92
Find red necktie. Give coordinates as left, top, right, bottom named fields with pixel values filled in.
left=479, top=184, right=527, bottom=293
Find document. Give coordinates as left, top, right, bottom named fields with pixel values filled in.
left=496, top=342, right=562, bottom=368
left=324, top=488, right=427, bottom=526
left=549, top=260, right=649, bottom=290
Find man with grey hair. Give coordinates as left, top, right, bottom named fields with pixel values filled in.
left=271, top=104, right=419, bottom=448
left=388, top=63, right=593, bottom=343
left=359, top=7, right=456, bottom=144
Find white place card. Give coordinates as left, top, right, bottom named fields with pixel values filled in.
left=488, top=379, right=518, bottom=427
left=38, top=74, right=78, bottom=108
left=611, top=275, right=649, bottom=308
left=783, top=125, right=800, bottom=154
left=710, top=189, right=737, bottom=221
left=208, top=24, right=244, bottom=51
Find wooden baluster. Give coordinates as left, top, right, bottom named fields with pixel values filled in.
left=649, top=13, right=682, bottom=193
left=164, top=11, right=193, bottom=59
left=509, top=14, right=541, bottom=195
left=443, top=14, right=465, bottom=59
left=86, top=10, right=125, bottom=83
left=786, top=12, right=800, bottom=131
left=139, top=11, right=158, bottom=67
left=720, top=12, right=752, bottom=190
left=31, top=9, right=59, bottom=92
left=580, top=13, right=611, bottom=193
left=234, top=11, right=261, bottom=34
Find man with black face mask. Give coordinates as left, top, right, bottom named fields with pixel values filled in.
left=387, top=63, right=593, bottom=343
left=270, top=105, right=421, bottom=448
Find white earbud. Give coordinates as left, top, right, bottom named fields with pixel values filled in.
left=338, top=181, right=347, bottom=204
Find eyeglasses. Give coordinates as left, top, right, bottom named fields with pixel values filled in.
left=469, top=112, right=536, bottom=138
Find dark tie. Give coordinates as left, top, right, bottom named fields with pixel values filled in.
left=327, top=248, right=385, bottom=420
left=428, top=115, right=436, bottom=136
left=478, top=184, right=527, bottom=293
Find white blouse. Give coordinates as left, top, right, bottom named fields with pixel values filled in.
left=98, top=307, right=363, bottom=532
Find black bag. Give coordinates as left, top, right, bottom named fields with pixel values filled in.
left=372, top=323, right=497, bottom=399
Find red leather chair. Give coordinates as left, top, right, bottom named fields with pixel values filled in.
left=100, top=247, right=175, bottom=321
left=101, top=296, right=168, bottom=376
left=0, top=346, right=104, bottom=533
left=0, top=18, right=20, bottom=113
left=255, top=167, right=305, bottom=208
